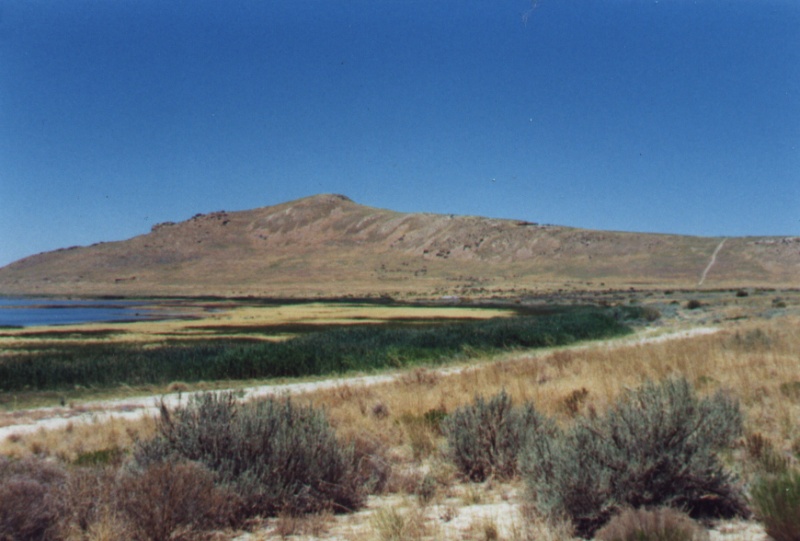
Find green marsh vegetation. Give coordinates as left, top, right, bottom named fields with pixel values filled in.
left=0, top=305, right=640, bottom=400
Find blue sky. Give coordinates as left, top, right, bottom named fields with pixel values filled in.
left=1, top=0, right=798, bottom=267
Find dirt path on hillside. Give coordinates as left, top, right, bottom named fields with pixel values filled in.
left=698, top=238, right=727, bottom=286
left=0, top=326, right=720, bottom=442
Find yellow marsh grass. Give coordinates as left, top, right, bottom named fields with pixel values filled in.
left=0, top=301, right=514, bottom=346
left=3, top=316, right=799, bottom=463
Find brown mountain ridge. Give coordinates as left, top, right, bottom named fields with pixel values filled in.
left=1, top=194, right=797, bottom=298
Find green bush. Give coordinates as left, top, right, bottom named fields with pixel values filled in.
left=595, top=507, right=708, bottom=541
left=134, top=392, right=364, bottom=518
left=750, top=469, right=800, bottom=541
left=522, top=378, right=747, bottom=538
left=444, top=390, right=551, bottom=482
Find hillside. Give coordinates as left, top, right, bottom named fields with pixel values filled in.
left=0, top=194, right=797, bottom=298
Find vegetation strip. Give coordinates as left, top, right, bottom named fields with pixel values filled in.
left=0, top=307, right=634, bottom=393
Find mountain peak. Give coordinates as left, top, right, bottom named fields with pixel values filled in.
left=0, top=195, right=797, bottom=297
left=292, top=193, right=354, bottom=206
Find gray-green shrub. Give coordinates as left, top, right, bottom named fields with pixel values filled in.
left=522, top=378, right=747, bottom=538
left=750, top=469, right=800, bottom=541
left=134, top=392, right=364, bottom=518
left=444, top=389, right=551, bottom=482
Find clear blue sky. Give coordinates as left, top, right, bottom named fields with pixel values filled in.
left=1, top=0, right=798, bottom=267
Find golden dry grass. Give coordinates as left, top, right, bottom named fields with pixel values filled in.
left=0, top=301, right=514, bottom=346
left=295, top=315, right=800, bottom=464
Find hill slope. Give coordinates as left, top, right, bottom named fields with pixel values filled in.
left=1, top=194, right=797, bottom=297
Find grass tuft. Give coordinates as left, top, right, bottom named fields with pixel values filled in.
left=750, top=469, right=800, bottom=541
left=594, top=507, right=708, bottom=541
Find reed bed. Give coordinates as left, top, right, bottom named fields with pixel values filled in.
left=0, top=307, right=631, bottom=393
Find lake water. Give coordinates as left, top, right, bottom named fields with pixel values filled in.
left=0, top=297, right=162, bottom=328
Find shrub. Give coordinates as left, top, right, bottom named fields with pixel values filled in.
left=685, top=300, right=702, bottom=310
left=595, top=507, right=708, bottom=541
left=117, top=461, right=237, bottom=541
left=750, top=469, right=800, bottom=541
left=134, top=392, right=364, bottom=518
left=0, top=457, right=68, bottom=541
left=61, top=466, right=119, bottom=539
left=523, top=378, right=747, bottom=538
left=349, top=433, right=392, bottom=495
left=444, top=390, right=551, bottom=482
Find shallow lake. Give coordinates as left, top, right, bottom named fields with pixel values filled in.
left=0, top=297, right=162, bottom=328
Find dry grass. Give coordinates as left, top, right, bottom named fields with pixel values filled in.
left=369, top=504, right=433, bottom=541
left=300, top=316, right=800, bottom=461
left=594, top=507, right=708, bottom=541
left=0, top=415, right=155, bottom=462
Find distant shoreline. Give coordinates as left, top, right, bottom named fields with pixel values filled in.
left=0, top=297, right=172, bottom=328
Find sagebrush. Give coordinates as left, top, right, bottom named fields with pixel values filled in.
left=522, top=377, right=747, bottom=538
left=134, top=392, right=364, bottom=518
left=444, top=389, right=551, bottom=482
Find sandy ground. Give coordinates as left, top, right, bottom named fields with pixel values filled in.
left=230, top=483, right=769, bottom=541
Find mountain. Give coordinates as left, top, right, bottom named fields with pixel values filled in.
left=0, top=194, right=797, bottom=298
